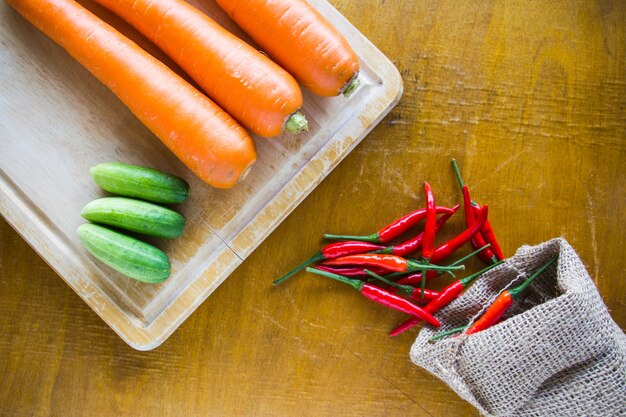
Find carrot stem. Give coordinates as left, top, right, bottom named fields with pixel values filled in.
left=341, top=75, right=360, bottom=97
left=284, top=111, right=308, bottom=133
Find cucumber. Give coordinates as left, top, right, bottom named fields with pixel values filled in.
left=77, top=223, right=170, bottom=283
left=81, top=197, right=185, bottom=239
left=90, top=162, right=190, bottom=204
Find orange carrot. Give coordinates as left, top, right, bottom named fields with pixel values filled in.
left=8, top=0, right=256, bottom=188
left=216, top=0, right=360, bottom=97
left=93, top=0, right=307, bottom=138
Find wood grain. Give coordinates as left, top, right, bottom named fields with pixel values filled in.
left=1, top=0, right=624, bottom=416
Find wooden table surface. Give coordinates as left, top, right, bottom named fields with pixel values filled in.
left=2, top=1, right=624, bottom=416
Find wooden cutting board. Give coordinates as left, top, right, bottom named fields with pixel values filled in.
left=0, top=0, right=402, bottom=349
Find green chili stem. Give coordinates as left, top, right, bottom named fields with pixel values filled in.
left=452, top=159, right=481, bottom=207
left=407, top=261, right=465, bottom=272
left=459, top=260, right=505, bottom=287
left=273, top=252, right=324, bottom=285
left=385, top=248, right=486, bottom=283
left=364, top=270, right=413, bottom=295
left=451, top=159, right=465, bottom=190
left=323, top=232, right=380, bottom=243
left=445, top=270, right=457, bottom=279
left=386, top=248, right=485, bottom=280
left=429, top=326, right=468, bottom=342
left=384, top=271, right=411, bottom=279
left=450, top=244, right=491, bottom=266
left=373, top=247, right=394, bottom=254
left=305, top=267, right=363, bottom=291
left=509, top=256, right=558, bottom=298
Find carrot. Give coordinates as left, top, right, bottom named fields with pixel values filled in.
left=8, top=0, right=256, bottom=188
left=215, top=0, right=360, bottom=97
left=93, top=0, right=307, bottom=138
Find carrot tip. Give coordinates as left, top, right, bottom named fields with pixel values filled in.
left=236, top=163, right=255, bottom=184
left=341, top=75, right=360, bottom=97
left=284, top=112, right=308, bottom=134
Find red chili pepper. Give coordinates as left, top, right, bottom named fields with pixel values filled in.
left=321, top=241, right=386, bottom=259
left=305, top=267, right=441, bottom=327
left=322, top=254, right=464, bottom=274
left=378, top=205, right=460, bottom=257
left=465, top=257, right=557, bottom=335
left=429, top=205, right=490, bottom=264
left=314, top=265, right=390, bottom=278
left=273, top=241, right=385, bottom=285
left=363, top=270, right=440, bottom=302
left=421, top=182, right=437, bottom=260
left=471, top=203, right=505, bottom=260
left=452, top=159, right=504, bottom=262
left=465, top=291, right=513, bottom=335
left=389, top=260, right=504, bottom=336
left=323, top=206, right=456, bottom=243
left=419, top=181, right=437, bottom=300
left=407, top=288, right=439, bottom=302
left=463, top=186, right=497, bottom=264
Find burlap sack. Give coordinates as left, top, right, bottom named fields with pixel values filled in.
left=410, top=238, right=626, bottom=416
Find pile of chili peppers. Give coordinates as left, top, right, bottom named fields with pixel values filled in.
left=274, top=159, right=508, bottom=336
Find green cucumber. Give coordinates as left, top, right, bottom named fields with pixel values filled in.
left=90, top=162, right=190, bottom=204
left=81, top=197, right=185, bottom=239
left=77, top=223, right=170, bottom=283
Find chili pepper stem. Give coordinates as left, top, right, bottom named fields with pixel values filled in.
left=445, top=270, right=457, bottom=278
left=364, top=270, right=413, bottom=295
left=273, top=252, right=325, bottom=285
left=372, top=247, right=394, bottom=254
left=305, top=267, right=362, bottom=291
left=450, top=244, right=491, bottom=266
left=323, top=232, right=380, bottom=243
left=394, top=247, right=488, bottom=285
left=429, top=326, right=467, bottom=342
left=384, top=271, right=411, bottom=278
left=509, top=256, right=558, bottom=298
left=459, top=260, right=505, bottom=287
left=451, top=159, right=465, bottom=190
left=406, top=260, right=465, bottom=272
